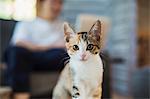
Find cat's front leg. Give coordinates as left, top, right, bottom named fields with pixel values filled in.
left=72, top=85, right=80, bottom=99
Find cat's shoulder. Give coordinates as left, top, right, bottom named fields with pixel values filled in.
left=60, top=62, right=71, bottom=76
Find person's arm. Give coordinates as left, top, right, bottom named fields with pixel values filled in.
left=47, top=27, right=66, bottom=49
left=42, top=28, right=66, bottom=49
left=48, top=39, right=65, bottom=49
left=12, top=22, right=46, bottom=51
left=16, top=40, right=65, bottom=51
left=15, top=40, right=48, bottom=51
left=13, top=22, right=65, bottom=51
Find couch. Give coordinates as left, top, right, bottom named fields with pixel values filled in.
left=0, top=19, right=60, bottom=98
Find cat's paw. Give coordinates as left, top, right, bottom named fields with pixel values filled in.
left=72, top=92, right=80, bottom=98
left=72, top=86, right=80, bottom=99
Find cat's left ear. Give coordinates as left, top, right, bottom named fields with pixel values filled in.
left=89, top=20, right=101, bottom=41
left=63, top=22, right=75, bottom=42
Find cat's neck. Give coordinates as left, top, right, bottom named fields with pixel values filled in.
left=69, top=54, right=103, bottom=77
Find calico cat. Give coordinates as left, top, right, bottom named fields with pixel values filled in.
left=53, top=20, right=103, bottom=99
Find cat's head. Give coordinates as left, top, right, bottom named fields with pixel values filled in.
left=64, top=20, right=102, bottom=61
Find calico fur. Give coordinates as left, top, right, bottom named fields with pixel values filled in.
left=53, top=20, right=103, bottom=99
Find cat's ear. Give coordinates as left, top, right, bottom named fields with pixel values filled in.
left=89, top=20, right=101, bottom=41
left=63, top=22, right=75, bottom=42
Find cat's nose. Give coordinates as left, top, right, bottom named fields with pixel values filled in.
left=80, top=54, right=86, bottom=60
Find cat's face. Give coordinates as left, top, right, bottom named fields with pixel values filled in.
left=64, top=20, right=102, bottom=61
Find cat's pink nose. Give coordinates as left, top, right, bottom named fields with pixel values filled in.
left=80, top=54, right=86, bottom=60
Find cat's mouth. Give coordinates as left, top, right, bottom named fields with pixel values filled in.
left=79, top=57, right=88, bottom=61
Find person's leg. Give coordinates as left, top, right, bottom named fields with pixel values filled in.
left=33, top=48, right=69, bottom=72
left=4, top=46, right=33, bottom=99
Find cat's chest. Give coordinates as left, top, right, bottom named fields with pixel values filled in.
left=70, top=58, right=103, bottom=86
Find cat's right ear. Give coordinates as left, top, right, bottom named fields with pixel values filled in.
left=63, top=22, right=75, bottom=42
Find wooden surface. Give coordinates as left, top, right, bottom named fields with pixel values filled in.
left=0, top=87, right=11, bottom=99
left=112, top=92, right=132, bottom=99
left=137, top=0, right=150, bottom=67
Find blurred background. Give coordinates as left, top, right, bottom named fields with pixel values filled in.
left=0, top=0, right=149, bottom=99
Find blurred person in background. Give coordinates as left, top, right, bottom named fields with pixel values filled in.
left=4, top=0, right=67, bottom=99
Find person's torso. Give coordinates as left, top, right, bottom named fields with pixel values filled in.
left=17, top=17, right=64, bottom=46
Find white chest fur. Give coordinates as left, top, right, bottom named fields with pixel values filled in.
left=69, top=55, right=103, bottom=95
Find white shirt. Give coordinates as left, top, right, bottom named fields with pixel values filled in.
left=11, top=17, right=64, bottom=46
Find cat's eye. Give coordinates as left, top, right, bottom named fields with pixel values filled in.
left=87, top=44, right=94, bottom=50
left=73, top=45, right=79, bottom=51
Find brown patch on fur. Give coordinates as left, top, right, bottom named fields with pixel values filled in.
left=93, top=85, right=102, bottom=98
left=65, top=31, right=101, bottom=55
left=87, top=35, right=101, bottom=54
left=88, top=20, right=102, bottom=51
left=65, top=20, right=102, bottom=55
left=65, top=35, right=79, bottom=55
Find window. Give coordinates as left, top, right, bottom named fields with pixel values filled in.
left=0, top=0, right=36, bottom=21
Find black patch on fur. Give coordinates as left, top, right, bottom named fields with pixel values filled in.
left=65, top=36, right=70, bottom=42
left=95, top=45, right=100, bottom=49
left=72, top=92, right=80, bottom=98
left=72, top=95, right=77, bottom=98
left=77, top=32, right=87, bottom=34
left=95, top=52, right=98, bottom=54
left=82, top=33, right=87, bottom=41
left=72, top=85, right=80, bottom=98
left=75, top=93, right=80, bottom=96
left=78, top=32, right=88, bottom=43
left=73, top=86, right=79, bottom=91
